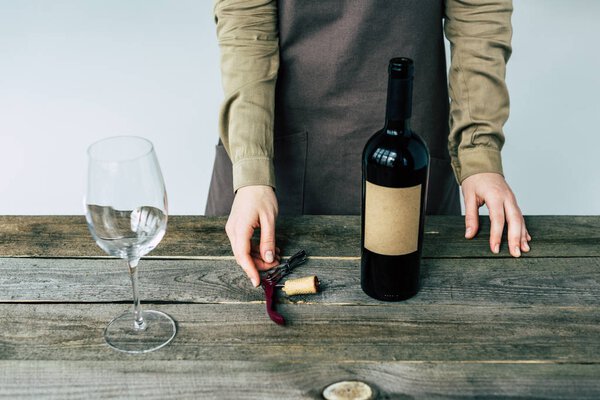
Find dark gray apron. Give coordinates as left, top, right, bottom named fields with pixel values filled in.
left=206, top=0, right=460, bottom=216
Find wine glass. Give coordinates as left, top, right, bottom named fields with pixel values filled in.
left=84, top=136, right=176, bottom=353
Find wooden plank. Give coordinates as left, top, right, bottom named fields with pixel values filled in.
left=1, top=257, right=598, bottom=306
left=0, top=216, right=599, bottom=258
left=0, top=303, right=598, bottom=362
left=1, top=361, right=599, bottom=399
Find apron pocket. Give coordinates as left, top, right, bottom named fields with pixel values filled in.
left=427, top=156, right=460, bottom=215
left=205, top=143, right=234, bottom=216
left=274, top=131, right=307, bottom=215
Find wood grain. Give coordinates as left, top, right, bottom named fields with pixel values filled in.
left=1, top=361, right=599, bottom=400
left=0, top=303, right=598, bottom=362
left=1, top=257, right=598, bottom=306
left=1, top=216, right=599, bottom=258
left=1, top=216, right=599, bottom=399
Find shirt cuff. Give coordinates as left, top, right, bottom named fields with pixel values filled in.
left=232, top=157, right=276, bottom=192
left=452, top=147, right=504, bottom=184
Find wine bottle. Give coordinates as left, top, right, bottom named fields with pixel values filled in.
left=361, top=57, right=429, bottom=301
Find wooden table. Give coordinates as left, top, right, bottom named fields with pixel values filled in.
left=0, top=216, right=599, bottom=399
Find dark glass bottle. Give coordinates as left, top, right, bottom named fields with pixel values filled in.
left=361, top=57, right=429, bottom=301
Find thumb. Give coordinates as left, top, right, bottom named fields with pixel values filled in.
left=259, top=213, right=277, bottom=264
left=464, top=192, right=480, bottom=239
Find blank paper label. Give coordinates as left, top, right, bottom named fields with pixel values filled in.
left=365, top=182, right=421, bottom=256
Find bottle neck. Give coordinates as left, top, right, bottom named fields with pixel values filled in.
left=384, top=74, right=413, bottom=136
left=385, top=118, right=410, bottom=134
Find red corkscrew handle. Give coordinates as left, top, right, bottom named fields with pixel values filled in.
left=261, top=278, right=285, bottom=326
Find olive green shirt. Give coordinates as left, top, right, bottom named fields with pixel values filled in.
left=214, top=0, right=512, bottom=192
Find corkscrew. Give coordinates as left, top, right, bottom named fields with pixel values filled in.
left=260, top=250, right=319, bottom=325
left=264, top=250, right=307, bottom=284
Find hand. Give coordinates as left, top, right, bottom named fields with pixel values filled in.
left=461, top=172, right=531, bottom=257
left=225, top=185, right=280, bottom=287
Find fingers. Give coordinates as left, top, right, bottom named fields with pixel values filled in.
left=462, top=173, right=532, bottom=257
left=488, top=201, right=505, bottom=254
left=463, top=192, right=480, bottom=239
left=226, top=217, right=259, bottom=287
left=259, top=212, right=277, bottom=264
left=251, top=245, right=281, bottom=270
left=504, top=199, right=524, bottom=258
left=490, top=196, right=531, bottom=258
left=521, top=225, right=531, bottom=253
left=228, top=229, right=279, bottom=283
left=228, top=224, right=261, bottom=287
left=251, top=244, right=281, bottom=258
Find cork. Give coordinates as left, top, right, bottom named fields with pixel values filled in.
left=280, top=276, right=319, bottom=295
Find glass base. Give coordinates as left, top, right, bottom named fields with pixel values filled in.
left=104, top=310, right=176, bottom=354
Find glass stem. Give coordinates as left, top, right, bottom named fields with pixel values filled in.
left=128, top=258, right=146, bottom=330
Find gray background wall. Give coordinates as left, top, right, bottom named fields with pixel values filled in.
left=1, top=0, right=598, bottom=215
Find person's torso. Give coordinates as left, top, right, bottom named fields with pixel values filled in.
left=274, top=0, right=456, bottom=215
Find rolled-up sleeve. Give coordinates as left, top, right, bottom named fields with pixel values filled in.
left=444, top=0, right=513, bottom=183
left=214, top=0, right=279, bottom=192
